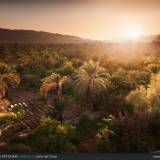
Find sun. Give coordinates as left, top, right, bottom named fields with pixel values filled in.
left=127, top=26, right=141, bottom=40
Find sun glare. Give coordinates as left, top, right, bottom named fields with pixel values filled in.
left=127, top=26, right=141, bottom=40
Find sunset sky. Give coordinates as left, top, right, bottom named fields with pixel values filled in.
left=0, top=0, right=160, bottom=40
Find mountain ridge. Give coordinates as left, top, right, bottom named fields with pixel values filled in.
left=0, top=28, right=90, bottom=44
left=0, top=28, right=160, bottom=44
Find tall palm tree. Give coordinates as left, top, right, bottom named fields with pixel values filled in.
left=40, top=72, right=68, bottom=99
left=40, top=73, right=68, bottom=123
left=0, top=72, right=20, bottom=99
left=74, top=60, right=110, bottom=111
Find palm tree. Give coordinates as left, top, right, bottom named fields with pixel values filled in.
left=0, top=72, right=20, bottom=99
left=40, top=73, right=68, bottom=123
left=40, top=72, right=68, bottom=99
left=74, top=60, right=110, bottom=111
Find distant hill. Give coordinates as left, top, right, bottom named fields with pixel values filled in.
left=0, top=28, right=90, bottom=44
left=0, top=28, right=159, bottom=44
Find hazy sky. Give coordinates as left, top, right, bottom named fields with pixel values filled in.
left=0, top=0, right=160, bottom=40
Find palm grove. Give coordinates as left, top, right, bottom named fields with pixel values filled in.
left=0, top=43, right=160, bottom=152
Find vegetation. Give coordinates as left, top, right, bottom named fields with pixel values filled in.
left=0, top=42, right=160, bottom=153
left=40, top=72, right=68, bottom=101
left=74, top=60, right=110, bottom=111
left=25, top=117, right=77, bottom=153
left=0, top=63, right=20, bottom=99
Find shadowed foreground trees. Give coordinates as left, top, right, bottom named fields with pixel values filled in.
left=96, top=112, right=160, bottom=152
